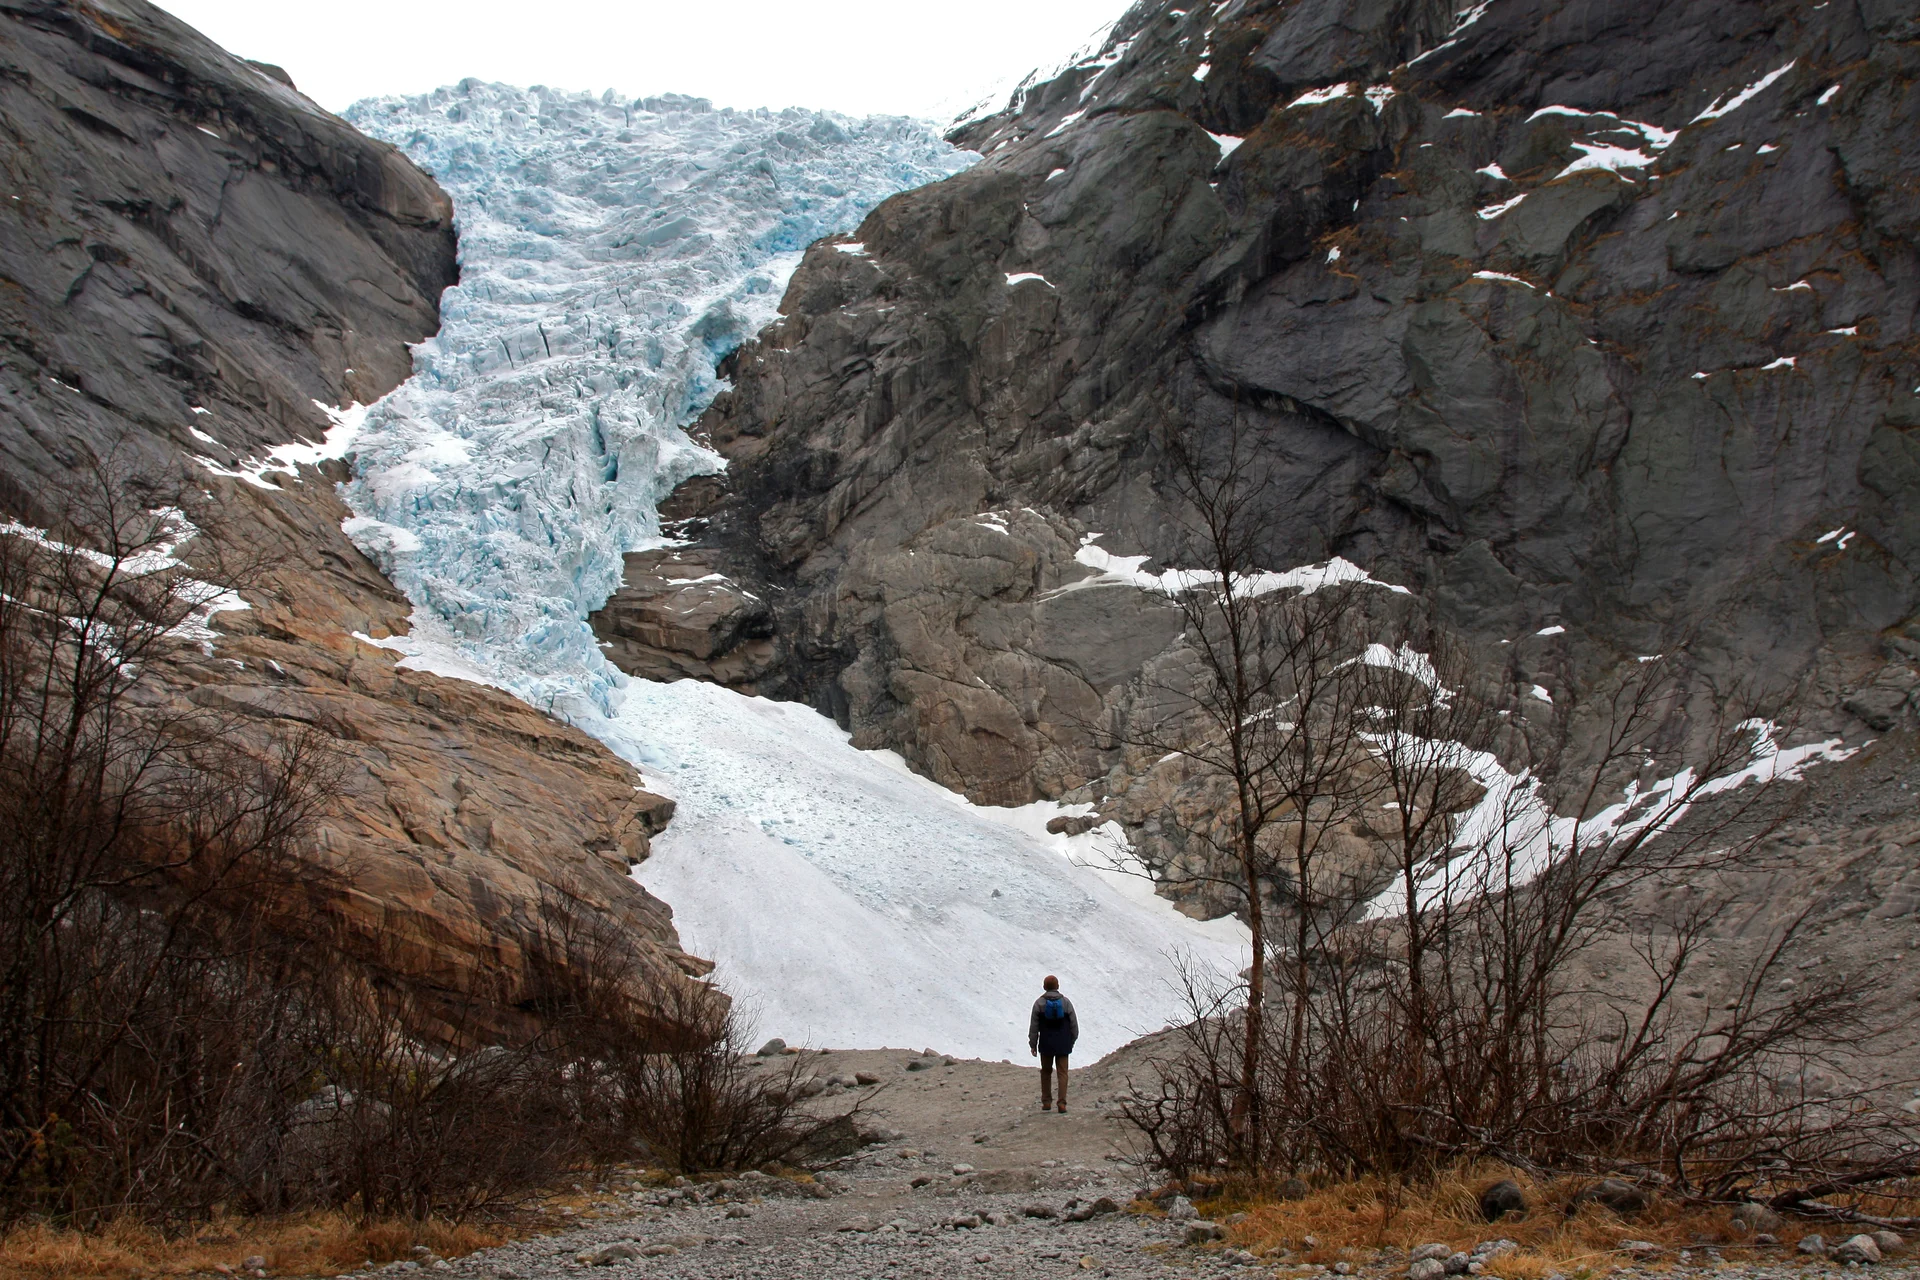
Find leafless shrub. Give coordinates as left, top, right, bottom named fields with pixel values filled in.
left=532, top=892, right=847, bottom=1174
left=0, top=460, right=339, bottom=1227
left=1113, top=421, right=1918, bottom=1210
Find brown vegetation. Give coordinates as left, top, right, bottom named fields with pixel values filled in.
left=0, top=463, right=855, bottom=1241
left=1147, top=1167, right=1920, bottom=1271
left=0, top=1212, right=503, bottom=1279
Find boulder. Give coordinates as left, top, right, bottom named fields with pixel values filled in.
left=1799, top=1234, right=1827, bottom=1256
left=575, top=1242, right=640, bottom=1266
left=1574, top=1178, right=1650, bottom=1216
left=1186, top=1220, right=1228, bottom=1244
left=1831, top=1235, right=1883, bottom=1264
left=1730, top=1202, right=1784, bottom=1235
left=1066, top=1196, right=1120, bottom=1222
left=1480, top=1180, right=1527, bottom=1221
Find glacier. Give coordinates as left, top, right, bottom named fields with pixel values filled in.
left=337, top=81, right=1248, bottom=1062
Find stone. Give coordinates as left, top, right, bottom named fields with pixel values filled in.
left=242, top=1260, right=267, bottom=1272
left=1411, top=1244, right=1454, bottom=1262
left=1730, top=1202, right=1784, bottom=1234
left=1166, top=1195, right=1198, bottom=1222
left=1831, top=1235, right=1883, bottom=1264
left=949, top=1213, right=983, bottom=1229
left=589, top=546, right=779, bottom=688
left=574, top=1242, right=640, bottom=1266
left=836, top=1216, right=875, bottom=1232
left=1618, top=1241, right=1661, bottom=1257
left=910, top=1174, right=934, bottom=1188
left=1800, top=1235, right=1827, bottom=1256
left=638, top=1243, right=678, bottom=1257
left=1480, top=1180, right=1527, bottom=1221
left=1472, top=1240, right=1519, bottom=1261
left=1874, top=1231, right=1904, bottom=1254
left=725, top=1205, right=752, bottom=1218
left=1753, top=1234, right=1779, bottom=1246
left=1065, top=1196, right=1120, bottom=1222
left=1279, top=1177, right=1311, bottom=1200
left=1024, top=1204, right=1059, bottom=1218
left=1575, top=1178, right=1650, bottom=1216
left=755, top=1038, right=787, bottom=1056
left=1186, top=1220, right=1228, bottom=1244
left=1443, top=1251, right=1472, bottom=1274
left=854, top=1073, right=884, bottom=1086
left=1408, top=1259, right=1448, bottom=1280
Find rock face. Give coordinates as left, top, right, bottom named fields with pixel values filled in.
left=625, top=0, right=1920, bottom=814
left=0, top=0, right=454, bottom=503
left=0, top=0, right=711, bottom=1036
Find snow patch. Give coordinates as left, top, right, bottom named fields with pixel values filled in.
left=1692, top=61, right=1796, bottom=123
left=1005, top=272, right=1053, bottom=287
left=1476, top=193, right=1527, bottom=220
left=1069, top=534, right=1409, bottom=599
left=1365, top=720, right=1854, bottom=919
left=1472, top=270, right=1534, bottom=288
left=1288, top=83, right=1351, bottom=108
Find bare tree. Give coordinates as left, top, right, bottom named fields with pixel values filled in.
left=0, top=458, right=341, bottom=1224
left=1099, top=424, right=1385, bottom=1167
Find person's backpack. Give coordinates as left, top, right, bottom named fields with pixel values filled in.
left=1041, top=993, right=1067, bottom=1023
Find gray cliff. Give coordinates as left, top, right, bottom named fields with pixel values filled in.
left=594, top=0, right=1920, bottom=817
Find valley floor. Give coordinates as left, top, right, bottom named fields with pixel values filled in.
left=326, top=1047, right=1917, bottom=1280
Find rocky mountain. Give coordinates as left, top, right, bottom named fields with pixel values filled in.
left=601, top=0, right=1920, bottom=828
left=0, top=0, right=712, bottom=1035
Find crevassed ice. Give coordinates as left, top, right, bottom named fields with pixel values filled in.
left=340, top=84, right=973, bottom=716
left=339, top=82, right=1249, bottom=1061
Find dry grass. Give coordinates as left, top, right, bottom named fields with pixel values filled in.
left=0, top=1212, right=504, bottom=1279
left=1156, top=1166, right=1919, bottom=1272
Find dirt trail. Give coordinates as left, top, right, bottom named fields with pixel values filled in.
left=325, top=1046, right=1917, bottom=1280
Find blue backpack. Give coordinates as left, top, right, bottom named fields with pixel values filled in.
left=1041, top=993, right=1067, bottom=1023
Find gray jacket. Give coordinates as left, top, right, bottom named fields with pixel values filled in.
left=1029, top=990, right=1079, bottom=1055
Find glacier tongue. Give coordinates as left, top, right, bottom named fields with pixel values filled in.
left=341, top=82, right=1247, bottom=1062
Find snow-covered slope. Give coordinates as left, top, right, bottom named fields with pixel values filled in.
left=340, top=83, right=1247, bottom=1062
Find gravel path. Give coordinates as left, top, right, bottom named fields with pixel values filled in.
left=322, top=1049, right=1919, bottom=1280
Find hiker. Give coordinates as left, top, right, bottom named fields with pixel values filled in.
left=1028, top=974, right=1079, bottom=1112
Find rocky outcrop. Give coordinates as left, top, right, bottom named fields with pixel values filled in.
left=623, top=0, right=1920, bottom=813
left=0, top=0, right=712, bottom=1036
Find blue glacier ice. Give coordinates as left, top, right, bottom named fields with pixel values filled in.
left=340, top=83, right=970, bottom=717
left=336, top=82, right=1248, bottom=1061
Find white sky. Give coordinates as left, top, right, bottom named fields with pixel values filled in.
left=153, top=0, right=1131, bottom=122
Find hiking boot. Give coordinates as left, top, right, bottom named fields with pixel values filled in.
left=1056, top=1102, right=1067, bottom=1113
